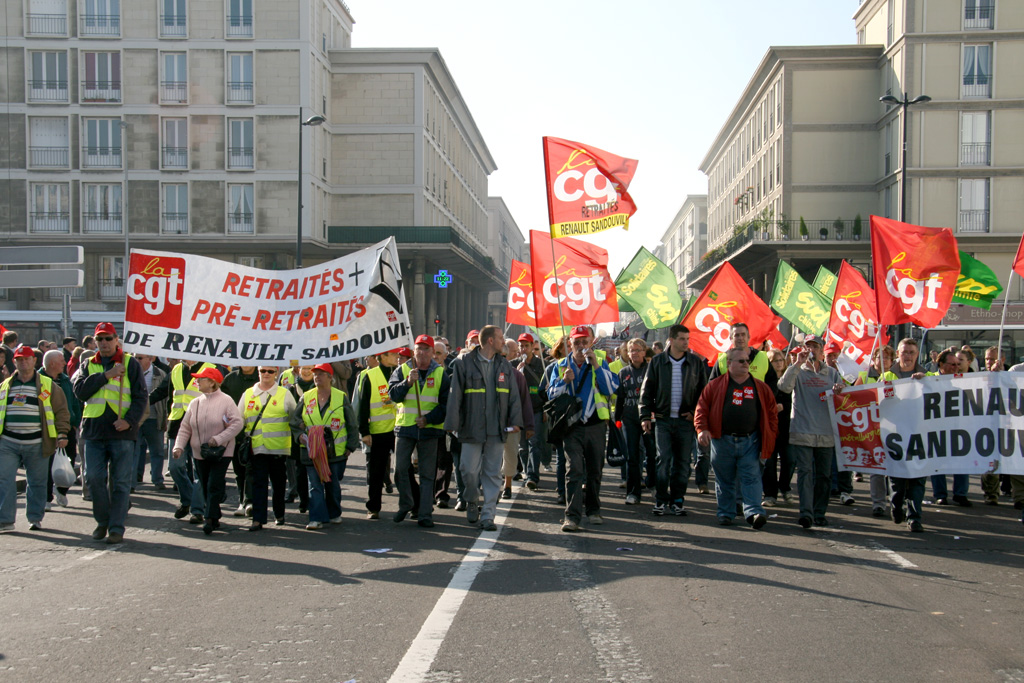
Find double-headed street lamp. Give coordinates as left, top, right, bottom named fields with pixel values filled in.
left=296, top=109, right=326, bottom=268
left=879, top=92, right=931, bottom=222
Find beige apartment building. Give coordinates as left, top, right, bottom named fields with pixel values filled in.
left=658, top=194, right=706, bottom=298
left=0, top=0, right=509, bottom=344
left=690, top=0, right=1024, bottom=350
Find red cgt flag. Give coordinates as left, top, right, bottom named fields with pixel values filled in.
left=543, top=136, right=638, bottom=239
left=506, top=259, right=537, bottom=327
left=529, top=230, right=618, bottom=328
left=870, top=216, right=960, bottom=328
left=680, top=262, right=779, bottom=362
left=1013, top=232, right=1024, bottom=280
left=826, top=261, right=888, bottom=370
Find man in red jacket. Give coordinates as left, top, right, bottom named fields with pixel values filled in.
left=695, top=347, right=778, bottom=529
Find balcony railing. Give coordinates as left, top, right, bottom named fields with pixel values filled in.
left=964, top=2, right=994, bottom=29
left=160, top=14, right=187, bottom=37
left=82, top=147, right=122, bottom=169
left=30, top=211, right=70, bottom=233
left=49, top=286, right=85, bottom=300
left=226, top=81, right=253, bottom=104
left=963, top=75, right=991, bottom=98
left=959, top=209, right=990, bottom=232
left=27, top=79, right=68, bottom=102
left=226, top=15, right=253, bottom=37
left=29, top=146, right=69, bottom=168
left=99, top=278, right=125, bottom=300
left=162, top=146, right=188, bottom=168
left=160, top=80, right=187, bottom=103
left=82, top=212, right=123, bottom=233
left=228, top=212, right=254, bottom=234
left=162, top=212, right=189, bottom=234
left=228, top=146, right=254, bottom=169
left=80, top=14, right=120, bottom=37
left=960, top=142, right=991, bottom=166
left=26, top=13, right=67, bottom=36
left=81, top=80, right=121, bottom=103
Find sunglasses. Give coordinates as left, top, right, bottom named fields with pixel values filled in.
left=95, top=336, right=115, bottom=342
left=259, top=369, right=277, bottom=374
left=731, top=359, right=750, bottom=365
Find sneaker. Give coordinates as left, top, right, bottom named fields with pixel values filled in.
left=247, top=522, right=263, bottom=532
left=854, top=472, right=864, bottom=482
left=366, top=511, right=379, bottom=520
left=384, top=483, right=394, bottom=494
left=556, top=494, right=566, bottom=505
left=798, top=516, right=812, bottom=529
left=872, top=506, right=886, bottom=518
left=501, top=487, right=512, bottom=500
left=671, top=503, right=687, bottom=516
left=952, top=495, right=973, bottom=507
left=305, top=521, right=323, bottom=530
left=652, top=502, right=666, bottom=516
left=891, top=505, right=906, bottom=525
left=750, top=514, right=767, bottom=530
left=275, top=517, right=285, bottom=526
left=244, top=504, right=253, bottom=518
left=561, top=519, right=579, bottom=532
left=202, top=521, right=215, bottom=536
left=718, top=517, right=733, bottom=526
left=0, top=523, right=15, bottom=533
left=934, top=497, right=949, bottom=506
left=44, top=502, right=52, bottom=511
left=525, top=480, right=538, bottom=491
left=698, top=486, right=709, bottom=495
left=418, top=518, right=435, bottom=528
left=189, top=514, right=204, bottom=524
left=154, top=482, right=167, bottom=490
left=908, top=520, right=924, bottom=532
left=782, top=492, right=794, bottom=503
left=436, top=499, right=449, bottom=509
left=479, top=518, right=497, bottom=531
left=174, top=504, right=190, bottom=519
left=588, top=512, right=603, bottom=525
left=813, top=518, right=828, bottom=527
left=28, top=521, right=42, bottom=530
left=91, top=525, right=107, bottom=540
left=330, top=516, right=342, bottom=525
left=466, top=502, right=479, bottom=525
left=106, top=532, right=123, bottom=544
left=984, top=495, right=998, bottom=506
left=233, top=504, right=245, bottom=517
left=840, top=493, right=856, bottom=506
left=55, top=492, right=68, bottom=507
left=625, top=494, right=639, bottom=505
left=454, top=500, right=467, bottom=512
left=762, top=498, right=777, bottom=507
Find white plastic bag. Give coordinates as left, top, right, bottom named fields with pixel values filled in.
left=51, top=447, right=76, bottom=489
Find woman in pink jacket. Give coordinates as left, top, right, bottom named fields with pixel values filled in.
left=173, top=367, right=243, bottom=535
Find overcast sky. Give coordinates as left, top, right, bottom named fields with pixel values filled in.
left=352, top=0, right=861, bottom=275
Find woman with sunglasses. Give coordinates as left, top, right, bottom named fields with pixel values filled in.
left=237, top=367, right=296, bottom=530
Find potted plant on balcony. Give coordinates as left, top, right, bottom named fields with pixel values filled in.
left=833, top=217, right=844, bottom=240
left=777, top=213, right=789, bottom=240
left=799, top=217, right=809, bottom=241
left=852, top=214, right=862, bottom=241
left=819, top=224, right=828, bottom=240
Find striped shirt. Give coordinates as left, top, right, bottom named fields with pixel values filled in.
left=667, top=353, right=687, bottom=417
left=2, top=375, right=42, bottom=444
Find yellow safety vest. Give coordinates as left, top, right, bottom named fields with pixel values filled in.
left=0, top=373, right=58, bottom=438
left=169, top=362, right=215, bottom=421
left=557, top=360, right=610, bottom=421
left=364, top=365, right=397, bottom=434
left=396, top=363, right=444, bottom=429
left=82, top=353, right=134, bottom=420
left=301, top=387, right=349, bottom=452
left=242, top=385, right=291, bottom=456
left=717, top=349, right=770, bottom=381
left=280, top=368, right=298, bottom=390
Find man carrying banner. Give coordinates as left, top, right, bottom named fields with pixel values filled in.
left=695, top=347, right=778, bottom=528
left=924, top=351, right=972, bottom=509
left=881, top=338, right=928, bottom=381
left=778, top=335, right=844, bottom=529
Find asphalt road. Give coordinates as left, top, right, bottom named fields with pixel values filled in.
left=2, top=454, right=1023, bottom=683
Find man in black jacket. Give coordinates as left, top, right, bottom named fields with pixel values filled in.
left=517, top=333, right=546, bottom=489
left=638, top=324, right=707, bottom=516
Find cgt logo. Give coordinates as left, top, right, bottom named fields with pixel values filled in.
left=693, top=305, right=735, bottom=353
left=553, top=150, right=619, bottom=206
left=126, top=254, right=185, bottom=328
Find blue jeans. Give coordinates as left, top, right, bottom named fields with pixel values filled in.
left=693, top=441, right=710, bottom=489
left=135, top=418, right=165, bottom=485
left=169, top=443, right=205, bottom=513
left=306, top=460, right=346, bottom=523
left=0, top=438, right=48, bottom=525
left=891, top=477, right=926, bottom=522
left=622, top=419, right=654, bottom=499
left=790, top=444, right=833, bottom=522
left=710, top=434, right=765, bottom=520
left=653, top=417, right=695, bottom=504
left=931, top=474, right=969, bottom=499
left=84, top=438, right=135, bottom=535
left=518, top=410, right=543, bottom=482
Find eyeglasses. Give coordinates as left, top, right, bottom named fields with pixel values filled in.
left=259, top=369, right=277, bottom=374
left=731, top=359, right=750, bottom=365
left=95, top=336, right=115, bottom=342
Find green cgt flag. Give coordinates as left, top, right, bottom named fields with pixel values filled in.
left=812, top=266, right=838, bottom=300
left=953, top=251, right=1002, bottom=309
left=530, top=325, right=572, bottom=350
left=770, top=261, right=831, bottom=335
left=613, top=247, right=683, bottom=330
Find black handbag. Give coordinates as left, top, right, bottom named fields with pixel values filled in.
left=237, top=395, right=271, bottom=466
left=200, top=443, right=227, bottom=460
left=544, top=364, right=589, bottom=445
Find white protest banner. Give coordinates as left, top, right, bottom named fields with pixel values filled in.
left=830, top=373, right=1024, bottom=477
left=121, top=238, right=411, bottom=364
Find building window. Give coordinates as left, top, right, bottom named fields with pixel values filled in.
left=227, top=118, right=253, bottom=169
left=80, top=0, right=120, bottom=37
left=960, top=112, right=991, bottom=165
left=82, top=184, right=122, bottom=234
left=160, top=0, right=187, bottom=37
left=964, top=0, right=994, bottom=29
left=28, top=117, right=69, bottom=168
left=237, top=255, right=264, bottom=268
left=30, top=183, right=69, bottom=233
left=26, top=0, right=68, bottom=36
left=228, top=184, right=254, bottom=233
left=82, top=118, right=122, bottom=169
left=226, top=53, right=253, bottom=104
left=160, top=52, right=188, bottom=103
left=887, top=0, right=895, bottom=45
left=884, top=184, right=893, bottom=219
left=27, top=51, right=68, bottom=102
left=959, top=179, right=990, bottom=232
left=81, top=52, right=121, bottom=103
left=884, top=121, right=893, bottom=175
left=226, top=0, right=252, bottom=38
left=161, top=117, right=188, bottom=169
left=962, top=44, right=992, bottom=98
left=100, top=255, right=125, bottom=300
left=161, top=183, right=188, bottom=234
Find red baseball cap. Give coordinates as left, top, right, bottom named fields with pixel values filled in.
left=94, top=322, right=116, bottom=336
left=467, top=329, right=480, bottom=340
left=517, top=333, right=535, bottom=343
left=824, top=340, right=841, bottom=354
left=569, top=325, right=592, bottom=339
left=312, top=363, right=334, bottom=375
left=382, top=348, right=404, bottom=356
left=12, top=345, right=36, bottom=359
left=414, top=334, right=435, bottom=348
left=192, top=367, right=224, bottom=384
left=397, top=347, right=413, bottom=358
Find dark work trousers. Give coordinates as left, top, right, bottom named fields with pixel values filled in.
left=194, top=457, right=231, bottom=522
left=365, top=431, right=396, bottom=513
left=622, top=418, right=654, bottom=499
left=396, top=436, right=439, bottom=520
left=434, top=433, right=453, bottom=503
left=761, top=431, right=793, bottom=499
left=563, top=421, right=607, bottom=523
left=653, top=417, right=695, bottom=505
left=249, top=452, right=287, bottom=524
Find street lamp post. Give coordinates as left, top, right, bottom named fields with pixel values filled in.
left=296, top=108, right=326, bottom=269
left=879, top=92, right=931, bottom=222
left=120, top=120, right=130, bottom=293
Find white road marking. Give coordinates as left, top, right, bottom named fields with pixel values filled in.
left=387, top=490, right=517, bottom=683
left=867, top=541, right=918, bottom=569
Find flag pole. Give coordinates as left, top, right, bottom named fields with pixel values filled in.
left=995, top=272, right=1015, bottom=365
left=541, top=137, right=570, bottom=361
